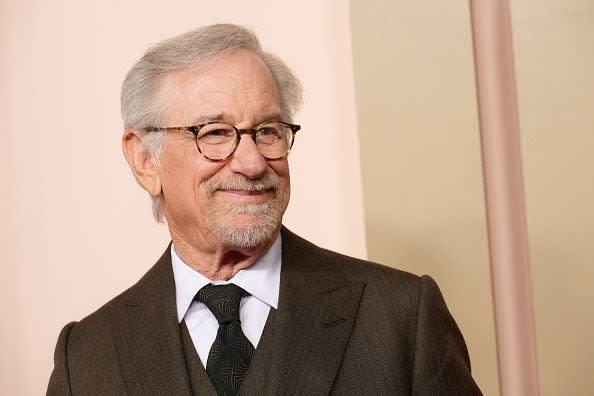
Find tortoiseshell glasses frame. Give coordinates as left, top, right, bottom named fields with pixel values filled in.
left=143, top=121, right=301, bottom=161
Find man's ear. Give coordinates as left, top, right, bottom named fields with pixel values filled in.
left=122, top=130, right=162, bottom=197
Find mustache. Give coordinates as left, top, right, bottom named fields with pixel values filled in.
left=204, top=173, right=282, bottom=196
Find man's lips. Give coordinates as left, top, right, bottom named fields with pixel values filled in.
left=215, top=189, right=274, bottom=203
left=217, top=189, right=271, bottom=195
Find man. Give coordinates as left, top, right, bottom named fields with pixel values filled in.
left=48, top=24, right=482, bottom=395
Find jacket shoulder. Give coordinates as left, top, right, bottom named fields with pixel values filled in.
left=71, top=245, right=172, bottom=330
left=48, top=248, right=173, bottom=394
left=60, top=246, right=172, bottom=360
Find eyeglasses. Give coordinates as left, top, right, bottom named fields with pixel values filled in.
left=143, top=121, right=300, bottom=161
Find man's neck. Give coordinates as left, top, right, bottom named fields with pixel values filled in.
left=170, top=230, right=279, bottom=281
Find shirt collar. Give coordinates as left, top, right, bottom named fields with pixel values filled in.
left=171, top=233, right=282, bottom=323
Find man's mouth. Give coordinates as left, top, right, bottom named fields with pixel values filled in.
left=222, top=189, right=264, bottom=195
left=215, top=188, right=274, bottom=202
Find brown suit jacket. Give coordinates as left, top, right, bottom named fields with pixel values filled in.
left=47, top=228, right=482, bottom=395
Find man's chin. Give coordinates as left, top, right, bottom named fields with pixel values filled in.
left=208, top=214, right=281, bottom=249
left=216, top=225, right=278, bottom=249
left=204, top=199, right=286, bottom=248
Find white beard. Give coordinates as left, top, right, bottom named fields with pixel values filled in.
left=204, top=192, right=287, bottom=249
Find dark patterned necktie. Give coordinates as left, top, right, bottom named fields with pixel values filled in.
left=196, top=284, right=255, bottom=396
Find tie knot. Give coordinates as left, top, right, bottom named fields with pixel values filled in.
left=196, top=284, right=247, bottom=325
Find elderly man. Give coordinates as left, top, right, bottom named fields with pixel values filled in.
left=47, top=24, right=481, bottom=395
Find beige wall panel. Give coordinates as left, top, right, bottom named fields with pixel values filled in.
left=350, top=1, right=498, bottom=394
left=512, top=1, right=594, bottom=395
left=0, top=1, right=365, bottom=394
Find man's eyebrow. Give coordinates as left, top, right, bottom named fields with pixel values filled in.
left=191, top=113, right=232, bottom=124
left=191, top=112, right=283, bottom=126
left=256, top=112, right=283, bottom=124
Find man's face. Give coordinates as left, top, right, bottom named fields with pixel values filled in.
left=154, top=50, right=290, bottom=249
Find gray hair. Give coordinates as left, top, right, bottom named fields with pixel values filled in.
left=120, top=24, right=303, bottom=222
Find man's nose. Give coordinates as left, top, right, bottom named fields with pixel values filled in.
left=227, top=134, right=267, bottom=179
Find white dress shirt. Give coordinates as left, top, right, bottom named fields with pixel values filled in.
left=171, top=234, right=282, bottom=368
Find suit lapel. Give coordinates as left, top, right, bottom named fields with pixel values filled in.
left=240, top=228, right=365, bottom=395
left=109, top=247, right=193, bottom=395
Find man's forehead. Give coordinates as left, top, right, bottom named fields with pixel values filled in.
left=159, top=89, right=282, bottom=127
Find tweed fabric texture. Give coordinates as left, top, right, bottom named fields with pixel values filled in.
left=197, top=284, right=254, bottom=396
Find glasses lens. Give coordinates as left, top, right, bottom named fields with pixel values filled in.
left=255, top=123, right=293, bottom=159
left=196, top=123, right=237, bottom=160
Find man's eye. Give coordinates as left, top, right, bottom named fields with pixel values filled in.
left=199, top=129, right=234, bottom=143
left=207, top=129, right=234, bottom=137
left=258, top=127, right=281, bottom=137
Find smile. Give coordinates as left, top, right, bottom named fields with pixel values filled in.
left=216, top=189, right=273, bottom=202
